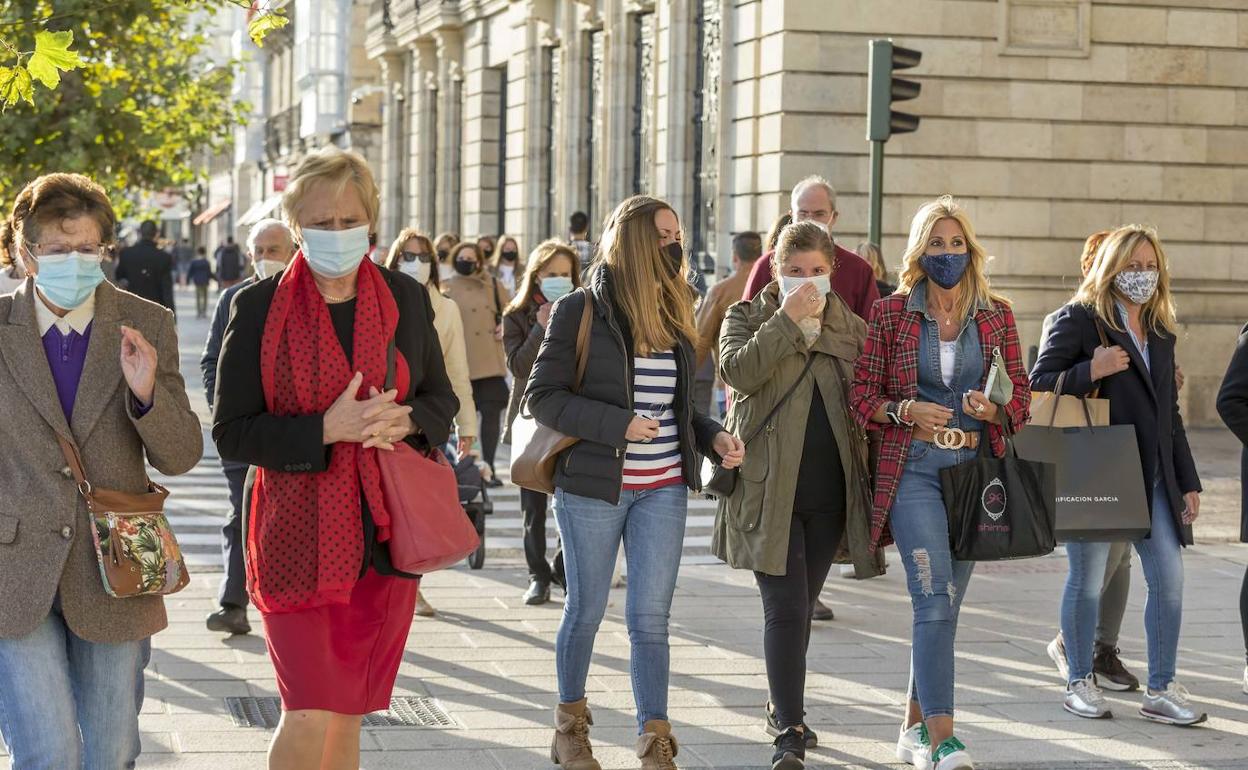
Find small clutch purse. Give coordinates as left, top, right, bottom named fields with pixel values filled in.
left=984, top=345, right=1014, bottom=406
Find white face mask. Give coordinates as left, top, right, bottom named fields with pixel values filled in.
left=437, top=262, right=456, bottom=282
left=253, top=259, right=286, bottom=279
left=299, top=225, right=370, bottom=279
left=779, top=274, right=831, bottom=298
left=400, top=260, right=431, bottom=285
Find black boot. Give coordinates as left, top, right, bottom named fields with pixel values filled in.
left=524, top=579, right=551, bottom=606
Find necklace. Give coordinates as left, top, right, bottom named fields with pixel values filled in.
left=320, top=290, right=357, bottom=304
left=929, top=299, right=957, bottom=327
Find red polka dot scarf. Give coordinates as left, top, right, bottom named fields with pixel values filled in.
left=249, top=254, right=411, bottom=613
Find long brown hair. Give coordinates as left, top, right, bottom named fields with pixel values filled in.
left=385, top=228, right=438, bottom=289
left=490, top=234, right=525, bottom=274
left=599, top=195, right=697, bottom=355
left=765, top=212, right=792, bottom=254
left=1079, top=230, right=1112, bottom=278
left=506, top=240, right=581, bottom=314
left=897, top=195, right=1009, bottom=319
left=1073, top=225, right=1177, bottom=336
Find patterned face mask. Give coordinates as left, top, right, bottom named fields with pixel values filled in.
left=1113, top=269, right=1159, bottom=305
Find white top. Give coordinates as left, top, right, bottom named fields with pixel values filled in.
left=939, top=340, right=957, bottom=388
left=621, top=351, right=683, bottom=489
left=498, top=264, right=516, bottom=293
left=34, top=287, right=96, bottom=337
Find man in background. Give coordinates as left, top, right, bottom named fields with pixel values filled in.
left=214, top=236, right=244, bottom=289
left=694, top=231, right=762, bottom=416
left=116, top=220, right=175, bottom=315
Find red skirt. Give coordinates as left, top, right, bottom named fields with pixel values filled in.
left=261, top=569, right=418, bottom=713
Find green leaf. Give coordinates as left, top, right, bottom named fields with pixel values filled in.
left=248, top=11, right=289, bottom=47
left=0, top=66, right=33, bottom=108
left=27, top=30, right=83, bottom=90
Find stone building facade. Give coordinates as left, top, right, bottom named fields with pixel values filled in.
left=361, top=0, right=1246, bottom=425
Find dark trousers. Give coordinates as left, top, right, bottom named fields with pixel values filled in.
left=754, top=506, right=845, bottom=728
left=472, top=376, right=509, bottom=472
left=194, top=284, right=209, bottom=317
left=218, top=465, right=249, bottom=609
left=522, top=488, right=565, bottom=585
left=1241, top=564, right=1248, bottom=664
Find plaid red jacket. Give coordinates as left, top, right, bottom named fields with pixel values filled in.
left=850, top=290, right=1032, bottom=552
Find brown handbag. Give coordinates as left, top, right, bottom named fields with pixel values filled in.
left=56, top=435, right=190, bottom=598
left=1028, top=320, right=1112, bottom=428
left=510, top=290, right=594, bottom=494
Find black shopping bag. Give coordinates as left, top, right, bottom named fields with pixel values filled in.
left=940, top=431, right=1057, bottom=562
left=1013, top=423, right=1150, bottom=542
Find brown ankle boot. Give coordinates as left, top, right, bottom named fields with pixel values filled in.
left=551, top=699, right=602, bottom=770
left=636, top=719, right=679, bottom=769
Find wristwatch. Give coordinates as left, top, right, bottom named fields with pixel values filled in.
left=885, top=401, right=903, bottom=425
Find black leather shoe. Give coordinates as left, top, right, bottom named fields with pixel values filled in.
left=523, top=580, right=551, bottom=606
left=810, top=599, right=834, bottom=621
left=206, top=605, right=251, bottom=635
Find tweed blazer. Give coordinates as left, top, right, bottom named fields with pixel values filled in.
left=0, top=280, right=202, bottom=643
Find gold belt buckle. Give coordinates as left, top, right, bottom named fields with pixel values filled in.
left=933, top=428, right=968, bottom=450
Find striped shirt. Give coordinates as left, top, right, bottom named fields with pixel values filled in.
left=621, top=351, right=683, bottom=490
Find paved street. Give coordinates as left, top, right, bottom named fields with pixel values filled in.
left=29, top=287, right=1248, bottom=769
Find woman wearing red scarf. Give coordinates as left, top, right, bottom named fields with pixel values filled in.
left=212, top=147, right=457, bottom=770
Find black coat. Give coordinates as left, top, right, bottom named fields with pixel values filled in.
left=1030, top=302, right=1200, bottom=545
left=116, top=239, right=175, bottom=312
left=211, top=267, right=458, bottom=472
left=525, top=267, right=724, bottom=504
left=1216, top=323, right=1248, bottom=542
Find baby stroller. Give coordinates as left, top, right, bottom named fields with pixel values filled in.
left=454, top=455, right=493, bottom=569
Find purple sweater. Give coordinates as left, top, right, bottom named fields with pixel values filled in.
left=42, top=324, right=92, bottom=420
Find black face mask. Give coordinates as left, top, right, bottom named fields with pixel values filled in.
left=453, top=258, right=477, bottom=276
left=436, top=249, right=449, bottom=261
left=500, top=250, right=518, bottom=263
left=482, top=247, right=494, bottom=259
left=662, top=242, right=684, bottom=275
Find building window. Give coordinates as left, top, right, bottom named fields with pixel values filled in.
left=691, top=0, right=722, bottom=273
left=631, top=12, right=656, bottom=196
left=588, top=29, right=605, bottom=230
left=496, top=65, right=509, bottom=237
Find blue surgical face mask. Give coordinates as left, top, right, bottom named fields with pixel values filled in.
left=33, top=252, right=105, bottom=310
left=919, top=252, right=971, bottom=290
left=779, top=274, right=831, bottom=297
left=539, top=276, right=573, bottom=302
left=300, top=225, right=370, bottom=278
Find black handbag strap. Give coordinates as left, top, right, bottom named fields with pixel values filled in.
left=740, top=354, right=816, bottom=446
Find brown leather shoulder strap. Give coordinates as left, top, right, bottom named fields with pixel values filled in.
left=55, top=434, right=88, bottom=486
left=572, top=289, right=594, bottom=392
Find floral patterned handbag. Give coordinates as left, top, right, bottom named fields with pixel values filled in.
left=56, top=435, right=190, bottom=598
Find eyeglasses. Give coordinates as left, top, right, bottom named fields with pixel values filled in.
left=401, top=251, right=433, bottom=264
left=26, top=241, right=111, bottom=262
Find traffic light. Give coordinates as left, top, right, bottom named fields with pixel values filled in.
left=867, top=39, right=921, bottom=142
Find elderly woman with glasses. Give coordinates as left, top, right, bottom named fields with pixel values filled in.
left=0, top=173, right=202, bottom=768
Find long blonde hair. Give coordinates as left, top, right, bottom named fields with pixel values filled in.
left=599, top=195, right=697, bottom=355
left=896, top=195, right=1008, bottom=319
left=506, top=239, right=582, bottom=314
left=1073, top=225, right=1177, bottom=336
left=491, top=234, right=525, bottom=274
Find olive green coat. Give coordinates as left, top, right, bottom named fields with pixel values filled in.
left=711, top=284, right=880, bottom=579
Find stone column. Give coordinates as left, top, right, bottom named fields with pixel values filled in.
left=377, top=52, right=407, bottom=241
left=408, top=40, right=438, bottom=233
left=434, top=28, right=464, bottom=236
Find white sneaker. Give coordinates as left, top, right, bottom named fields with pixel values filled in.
left=930, top=736, right=974, bottom=770
left=1140, top=681, right=1207, bottom=726
left=1046, top=635, right=1069, bottom=682
left=896, top=722, right=930, bottom=767
left=1242, top=666, right=1247, bottom=696
left=1064, top=674, right=1112, bottom=719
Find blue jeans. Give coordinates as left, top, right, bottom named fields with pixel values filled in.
left=553, top=485, right=686, bottom=732
left=0, top=602, right=150, bottom=769
left=1060, top=479, right=1184, bottom=691
left=889, top=440, right=977, bottom=720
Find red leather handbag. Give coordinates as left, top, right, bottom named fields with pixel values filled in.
left=377, top=340, right=480, bottom=574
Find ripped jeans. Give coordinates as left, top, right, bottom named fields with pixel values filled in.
left=889, top=439, right=977, bottom=720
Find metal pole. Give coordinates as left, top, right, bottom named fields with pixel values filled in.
left=868, top=139, right=884, bottom=247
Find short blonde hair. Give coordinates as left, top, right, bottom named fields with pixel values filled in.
left=1074, top=225, right=1177, bottom=336
left=282, top=146, right=380, bottom=233
left=897, top=195, right=1008, bottom=319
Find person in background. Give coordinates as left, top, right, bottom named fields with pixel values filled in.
left=174, top=237, right=194, bottom=286
left=116, top=219, right=176, bottom=315
left=851, top=196, right=1031, bottom=770
left=743, top=176, right=879, bottom=321
left=443, top=240, right=511, bottom=486
left=856, top=241, right=895, bottom=298
left=491, top=234, right=525, bottom=294
left=0, top=172, right=202, bottom=769
left=201, top=218, right=297, bottom=637
left=570, top=210, right=594, bottom=268
left=765, top=213, right=792, bottom=255
left=0, top=220, right=25, bottom=294
left=214, top=236, right=244, bottom=289
left=385, top=227, right=479, bottom=619
left=212, top=147, right=457, bottom=770
left=1216, top=321, right=1248, bottom=695
left=1032, top=225, right=1204, bottom=726
left=434, top=232, right=459, bottom=283
left=527, top=194, right=744, bottom=770
left=476, top=234, right=497, bottom=264
left=503, top=240, right=582, bottom=606
left=187, top=247, right=214, bottom=318
left=715, top=222, right=879, bottom=770
left=693, top=231, right=762, bottom=415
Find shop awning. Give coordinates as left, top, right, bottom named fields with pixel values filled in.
left=192, top=198, right=231, bottom=226
left=237, top=194, right=284, bottom=227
